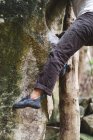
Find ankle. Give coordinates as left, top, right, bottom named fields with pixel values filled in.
left=30, top=88, right=43, bottom=99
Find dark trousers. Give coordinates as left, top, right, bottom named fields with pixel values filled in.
left=34, top=12, right=93, bottom=96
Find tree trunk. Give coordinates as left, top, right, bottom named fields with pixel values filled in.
left=59, top=1, right=80, bottom=140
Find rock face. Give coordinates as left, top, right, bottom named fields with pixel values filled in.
left=79, top=97, right=90, bottom=109
left=81, top=115, right=93, bottom=135
left=80, top=106, right=85, bottom=118
left=0, top=0, right=66, bottom=140
left=88, top=103, right=93, bottom=114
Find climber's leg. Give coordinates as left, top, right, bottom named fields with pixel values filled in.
left=34, top=12, right=93, bottom=96
left=13, top=12, right=93, bottom=109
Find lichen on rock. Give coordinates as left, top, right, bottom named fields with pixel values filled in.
left=0, top=0, right=67, bottom=139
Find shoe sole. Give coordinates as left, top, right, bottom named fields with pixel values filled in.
left=12, top=104, right=41, bottom=109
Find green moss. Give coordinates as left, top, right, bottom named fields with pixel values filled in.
left=0, top=21, right=24, bottom=139
left=0, top=0, right=67, bottom=139
left=0, top=2, right=47, bottom=138
left=80, top=133, right=93, bottom=140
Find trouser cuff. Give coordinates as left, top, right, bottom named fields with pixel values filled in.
left=34, top=83, right=52, bottom=96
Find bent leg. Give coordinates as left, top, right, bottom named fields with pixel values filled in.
left=34, top=12, right=93, bottom=96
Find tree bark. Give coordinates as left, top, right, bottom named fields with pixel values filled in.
left=59, top=1, right=80, bottom=140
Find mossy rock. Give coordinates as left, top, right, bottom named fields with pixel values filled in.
left=80, top=133, right=93, bottom=140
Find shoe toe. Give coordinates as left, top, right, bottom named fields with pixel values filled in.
left=13, top=101, right=26, bottom=109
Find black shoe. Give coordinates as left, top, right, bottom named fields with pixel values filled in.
left=12, top=94, right=46, bottom=109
